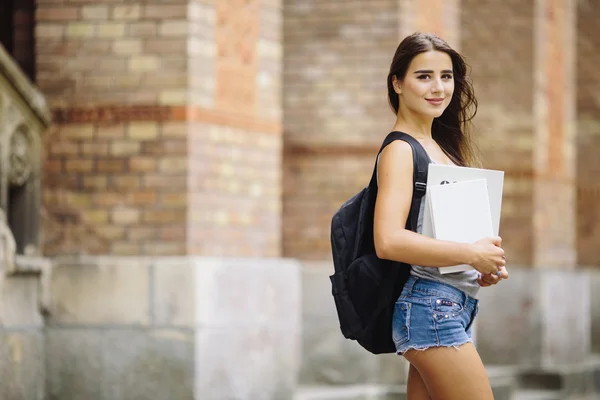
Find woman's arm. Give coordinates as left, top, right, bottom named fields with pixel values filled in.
left=373, top=140, right=478, bottom=268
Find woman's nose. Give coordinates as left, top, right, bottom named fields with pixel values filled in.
left=431, top=79, right=443, bottom=93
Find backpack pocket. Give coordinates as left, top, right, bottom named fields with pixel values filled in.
left=346, top=253, right=386, bottom=327
left=330, top=271, right=363, bottom=339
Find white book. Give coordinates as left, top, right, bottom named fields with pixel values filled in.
left=427, top=179, right=494, bottom=274
left=422, top=164, right=504, bottom=240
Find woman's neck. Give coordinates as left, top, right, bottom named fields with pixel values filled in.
left=392, top=108, right=434, bottom=140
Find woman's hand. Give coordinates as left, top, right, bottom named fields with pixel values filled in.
left=468, top=236, right=505, bottom=275
left=478, top=266, right=509, bottom=287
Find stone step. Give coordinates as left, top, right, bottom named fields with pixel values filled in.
left=518, top=355, right=600, bottom=395
left=293, top=367, right=517, bottom=400
left=486, top=365, right=519, bottom=400
left=513, top=389, right=562, bottom=400
left=515, top=392, right=600, bottom=400
left=293, top=385, right=406, bottom=400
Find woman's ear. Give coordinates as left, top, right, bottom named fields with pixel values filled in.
left=392, top=75, right=402, bottom=94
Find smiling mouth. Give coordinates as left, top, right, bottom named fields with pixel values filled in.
left=426, top=98, right=444, bottom=105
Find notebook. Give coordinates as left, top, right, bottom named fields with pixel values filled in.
left=427, top=179, right=495, bottom=274
left=422, top=164, right=504, bottom=239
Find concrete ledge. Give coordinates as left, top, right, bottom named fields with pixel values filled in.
left=0, top=331, right=44, bottom=400
left=476, top=268, right=591, bottom=367
left=294, top=384, right=406, bottom=400
left=46, top=328, right=193, bottom=400
left=48, top=258, right=151, bottom=326
left=192, top=257, right=302, bottom=400
left=589, top=268, right=600, bottom=353
left=0, top=274, right=43, bottom=328
left=518, top=356, right=600, bottom=397
left=45, top=256, right=302, bottom=400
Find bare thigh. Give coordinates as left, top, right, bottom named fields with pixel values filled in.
left=403, top=343, right=494, bottom=400
left=407, top=363, right=431, bottom=400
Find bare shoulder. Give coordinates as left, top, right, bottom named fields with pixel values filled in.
left=377, top=139, right=414, bottom=180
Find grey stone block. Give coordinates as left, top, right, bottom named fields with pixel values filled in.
left=0, top=275, right=43, bottom=328
left=299, top=264, right=408, bottom=386
left=45, top=329, right=105, bottom=399
left=476, top=268, right=590, bottom=367
left=294, top=385, right=407, bottom=400
left=43, top=256, right=302, bottom=400
left=0, top=331, right=45, bottom=400
left=46, top=328, right=194, bottom=400
left=518, top=356, right=600, bottom=397
left=195, top=327, right=300, bottom=400
left=194, top=257, right=302, bottom=329
left=152, top=259, right=194, bottom=327
left=48, top=259, right=151, bottom=326
left=589, top=269, right=600, bottom=353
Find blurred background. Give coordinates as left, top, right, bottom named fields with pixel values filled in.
left=0, top=0, right=598, bottom=399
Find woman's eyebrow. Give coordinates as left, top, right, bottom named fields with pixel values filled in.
left=413, top=69, right=454, bottom=74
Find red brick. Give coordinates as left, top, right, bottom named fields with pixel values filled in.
left=127, top=191, right=157, bottom=206
left=142, top=210, right=186, bottom=224
left=82, top=176, right=108, bottom=190
left=110, top=176, right=141, bottom=190
left=96, top=125, right=126, bottom=139
left=37, top=7, right=80, bottom=21
left=129, top=157, right=157, bottom=172
left=81, top=142, right=109, bottom=156
left=96, top=159, right=126, bottom=173
left=50, top=141, right=79, bottom=156
left=65, top=159, right=94, bottom=173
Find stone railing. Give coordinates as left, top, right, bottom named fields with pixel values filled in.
left=0, top=43, right=51, bottom=259
left=0, top=44, right=52, bottom=399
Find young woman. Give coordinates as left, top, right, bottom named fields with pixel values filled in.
left=373, top=33, right=509, bottom=400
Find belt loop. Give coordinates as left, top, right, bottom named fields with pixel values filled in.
left=406, top=276, right=417, bottom=296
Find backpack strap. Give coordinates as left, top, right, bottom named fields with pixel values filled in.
left=368, top=131, right=431, bottom=232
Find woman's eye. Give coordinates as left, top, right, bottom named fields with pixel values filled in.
left=417, top=75, right=430, bottom=80
left=442, top=74, right=453, bottom=80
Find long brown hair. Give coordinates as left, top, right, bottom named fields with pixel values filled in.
left=387, top=33, right=480, bottom=167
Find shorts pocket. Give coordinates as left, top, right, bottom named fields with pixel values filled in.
left=432, top=297, right=463, bottom=322
left=392, top=301, right=411, bottom=346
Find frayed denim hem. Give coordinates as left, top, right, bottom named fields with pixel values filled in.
left=396, top=338, right=473, bottom=356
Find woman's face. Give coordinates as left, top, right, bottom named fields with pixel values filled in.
left=394, top=50, right=455, bottom=119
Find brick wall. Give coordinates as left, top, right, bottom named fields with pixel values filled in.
left=13, top=0, right=36, bottom=81
left=463, top=0, right=578, bottom=268
left=284, top=0, right=581, bottom=267
left=36, top=0, right=282, bottom=257
left=282, top=0, right=398, bottom=260
left=577, top=0, right=600, bottom=266
left=186, top=0, right=282, bottom=257
left=461, top=0, right=536, bottom=266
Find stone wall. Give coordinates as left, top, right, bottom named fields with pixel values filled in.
left=282, top=0, right=398, bottom=259
left=46, top=256, right=301, bottom=400
left=460, top=0, right=536, bottom=265
left=576, top=0, right=600, bottom=267
left=35, top=0, right=283, bottom=257
left=0, top=272, right=45, bottom=400
left=283, top=0, right=585, bottom=269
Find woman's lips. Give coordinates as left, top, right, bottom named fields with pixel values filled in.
left=426, top=98, right=444, bottom=106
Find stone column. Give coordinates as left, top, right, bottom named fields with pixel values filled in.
left=35, top=1, right=300, bottom=399
left=532, top=0, right=577, bottom=268
left=577, top=0, right=600, bottom=355
left=398, top=0, right=461, bottom=49
left=36, top=0, right=282, bottom=258
left=463, top=0, right=591, bottom=372
left=576, top=0, right=600, bottom=267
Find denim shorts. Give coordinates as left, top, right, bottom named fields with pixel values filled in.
left=392, top=276, right=479, bottom=354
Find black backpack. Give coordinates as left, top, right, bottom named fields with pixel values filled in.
left=329, top=131, right=430, bottom=354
